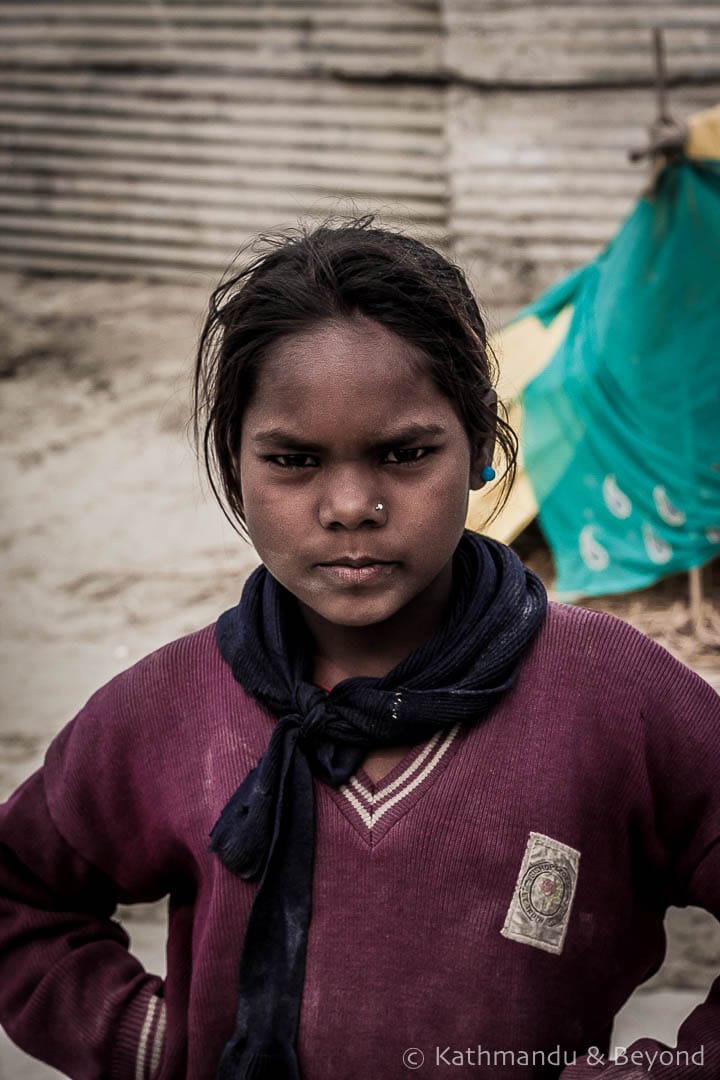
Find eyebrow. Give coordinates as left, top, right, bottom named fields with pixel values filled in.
left=252, top=423, right=448, bottom=450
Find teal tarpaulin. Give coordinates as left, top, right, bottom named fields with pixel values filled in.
left=519, top=159, right=720, bottom=599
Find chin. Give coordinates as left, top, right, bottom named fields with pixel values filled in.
left=307, top=595, right=403, bottom=629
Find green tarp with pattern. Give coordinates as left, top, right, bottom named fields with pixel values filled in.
left=518, top=159, right=720, bottom=598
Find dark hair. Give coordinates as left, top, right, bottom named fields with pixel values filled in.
left=192, top=216, right=517, bottom=539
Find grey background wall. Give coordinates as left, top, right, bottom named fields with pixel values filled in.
left=1, top=1, right=719, bottom=316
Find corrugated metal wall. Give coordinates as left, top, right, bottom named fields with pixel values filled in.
left=1, top=2, right=719, bottom=308
left=443, top=1, right=720, bottom=312
left=449, top=83, right=719, bottom=313
left=444, top=2, right=720, bottom=84
left=0, top=2, right=447, bottom=281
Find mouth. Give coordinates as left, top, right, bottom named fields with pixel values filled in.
left=318, top=557, right=394, bottom=568
left=315, top=558, right=398, bottom=585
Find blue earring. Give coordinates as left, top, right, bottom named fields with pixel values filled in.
left=481, top=465, right=495, bottom=482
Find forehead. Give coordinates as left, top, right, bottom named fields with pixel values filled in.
left=246, top=317, right=453, bottom=434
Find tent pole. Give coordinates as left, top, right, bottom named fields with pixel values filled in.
left=652, top=28, right=669, bottom=123
left=688, top=565, right=704, bottom=639
left=627, top=29, right=686, bottom=163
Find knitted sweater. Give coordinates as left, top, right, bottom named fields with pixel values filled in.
left=1, top=601, right=718, bottom=1080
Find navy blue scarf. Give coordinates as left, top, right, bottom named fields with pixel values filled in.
left=211, top=530, right=547, bottom=1079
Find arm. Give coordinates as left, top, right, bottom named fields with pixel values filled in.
left=0, top=767, right=166, bottom=1080
left=561, top=837, right=720, bottom=1077
left=561, top=652, right=720, bottom=1079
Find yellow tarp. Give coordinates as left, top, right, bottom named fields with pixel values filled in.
left=687, top=104, right=720, bottom=160
left=467, top=307, right=572, bottom=542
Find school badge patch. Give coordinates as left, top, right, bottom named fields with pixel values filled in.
left=501, top=832, right=580, bottom=955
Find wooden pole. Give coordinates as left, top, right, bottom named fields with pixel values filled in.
left=628, top=28, right=687, bottom=163
left=653, top=27, right=669, bottom=124
left=689, top=565, right=703, bottom=635
left=687, top=564, right=718, bottom=646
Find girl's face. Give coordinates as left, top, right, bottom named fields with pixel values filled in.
left=238, top=316, right=489, bottom=637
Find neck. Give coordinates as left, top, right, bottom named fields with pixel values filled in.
left=301, top=563, right=454, bottom=684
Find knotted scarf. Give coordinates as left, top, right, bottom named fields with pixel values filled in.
left=210, top=530, right=547, bottom=1079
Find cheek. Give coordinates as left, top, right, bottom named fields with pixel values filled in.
left=243, top=514, right=291, bottom=570
left=420, top=451, right=472, bottom=511
left=238, top=459, right=273, bottom=538
left=239, top=463, right=306, bottom=555
left=238, top=452, right=274, bottom=508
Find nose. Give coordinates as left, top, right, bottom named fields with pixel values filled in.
left=317, top=464, right=382, bottom=530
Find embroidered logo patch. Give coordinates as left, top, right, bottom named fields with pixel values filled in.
left=501, top=832, right=580, bottom=955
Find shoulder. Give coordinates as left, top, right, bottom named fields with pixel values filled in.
left=510, top=604, right=720, bottom=843
left=524, top=600, right=650, bottom=682
left=537, top=598, right=654, bottom=653
left=41, top=619, right=269, bottom=887
left=42, top=619, right=258, bottom=810
left=63, top=621, right=242, bottom=729
left=110, top=621, right=227, bottom=699
left=521, top=600, right=719, bottom=717
left=531, top=599, right=689, bottom=676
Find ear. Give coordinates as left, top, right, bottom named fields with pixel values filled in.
left=469, top=387, right=498, bottom=489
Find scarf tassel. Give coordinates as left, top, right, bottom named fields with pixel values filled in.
left=209, top=767, right=273, bottom=880
left=211, top=718, right=300, bottom=879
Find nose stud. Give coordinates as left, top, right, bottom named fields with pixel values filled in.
left=374, top=502, right=384, bottom=512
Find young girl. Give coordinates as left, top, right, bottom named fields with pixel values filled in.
left=1, top=219, right=718, bottom=1080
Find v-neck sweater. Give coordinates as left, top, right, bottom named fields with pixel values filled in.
left=1, top=601, right=719, bottom=1080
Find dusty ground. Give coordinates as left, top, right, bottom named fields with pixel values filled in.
left=0, top=271, right=718, bottom=1079
left=511, top=522, right=720, bottom=674
left=0, top=272, right=258, bottom=794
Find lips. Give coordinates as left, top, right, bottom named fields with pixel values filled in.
left=315, top=558, right=398, bottom=586
left=318, top=556, right=394, bottom=568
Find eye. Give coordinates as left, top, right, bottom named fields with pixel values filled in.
left=382, top=447, right=434, bottom=466
left=264, top=454, right=319, bottom=469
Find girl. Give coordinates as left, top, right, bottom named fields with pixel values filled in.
left=1, top=218, right=718, bottom=1080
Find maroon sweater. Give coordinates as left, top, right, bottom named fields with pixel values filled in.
left=1, top=601, right=719, bottom=1080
